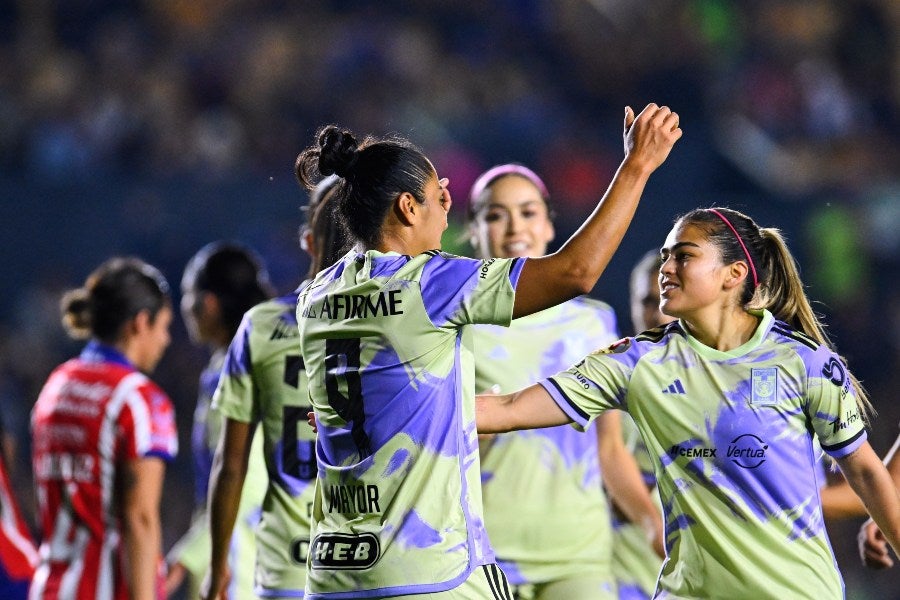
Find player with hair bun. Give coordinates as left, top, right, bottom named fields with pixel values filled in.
left=31, top=257, right=177, bottom=600
left=295, top=103, right=680, bottom=599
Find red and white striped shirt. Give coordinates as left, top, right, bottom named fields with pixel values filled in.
left=29, top=343, right=177, bottom=600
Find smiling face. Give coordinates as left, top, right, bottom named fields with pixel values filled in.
left=659, top=222, right=733, bottom=320
left=469, top=174, right=555, bottom=259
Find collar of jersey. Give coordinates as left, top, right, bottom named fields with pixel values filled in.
left=679, top=309, right=772, bottom=361
left=80, top=340, right=134, bottom=368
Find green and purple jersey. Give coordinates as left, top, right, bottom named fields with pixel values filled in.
left=297, top=250, right=524, bottom=599
left=214, top=293, right=313, bottom=597
left=542, top=310, right=865, bottom=600
left=474, top=298, right=618, bottom=592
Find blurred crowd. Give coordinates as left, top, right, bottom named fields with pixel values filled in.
left=2, top=1, right=900, bottom=597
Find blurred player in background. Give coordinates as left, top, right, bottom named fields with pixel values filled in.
left=0, top=415, right=38, bottom=600
left=167, top=242, right=274, bottom=598
left=30, top=257, right=177, bottom=600
left=610, top=250, right=673, bottom=599
left=468, top=165, right=663, bottom=600
left=201, top=175, right=349, bottom=600
left=476, top=207, right=900, bottom=599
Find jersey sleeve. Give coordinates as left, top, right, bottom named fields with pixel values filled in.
left=538, top=338, right=637, bottom=429
left=120, top=376, right=178, bottom=462
left=213, top=313, right=258, bottom=424
left=806, top=346, right=867, bottom=458
left=419, top=253, right=524, bottom=327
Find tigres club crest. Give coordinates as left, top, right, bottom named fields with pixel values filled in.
left=751, top=368, right=778, bottom=406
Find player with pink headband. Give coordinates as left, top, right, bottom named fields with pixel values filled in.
left=476, top=206, right=900, bottom=598
left=467, top=163, right=663, bottom=599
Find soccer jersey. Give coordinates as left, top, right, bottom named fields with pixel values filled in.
left=0, top=443, right=37, bottom=599
left=297, top=250, right=524, bottom=599
left=167, top=349, right=266, bottom=599
left=30, top=342, right=178, bottom=600
left=474, top=297, right=619, bottom=590
left=611, top=414, right=662, bottom=600
left=214, top=292, right=318, bottom=598
left=541, top=310, right=866, bottom=600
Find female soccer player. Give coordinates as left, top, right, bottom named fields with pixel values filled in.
left=475, top=207, right=900, bottom=599
left=201, top=175, right=350, bottom=600
left=468, top=165, right=663, bottom=600
left=167, top=242, right=274, bottom=599
left=294, top=102, right=680, bottom=599
left=30, top=257, right=178, bottom=600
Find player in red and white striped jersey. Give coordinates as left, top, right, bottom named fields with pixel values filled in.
left=30, top=257, right=177, bottom=600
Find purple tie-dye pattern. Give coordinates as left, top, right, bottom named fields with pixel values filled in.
left=383, top=447, right=411, bottom=477
left=397, top=509, right=443, bottom=549
left=223, top=317, right=253, bottom=377
left=419, top=254, right=482, bottom=326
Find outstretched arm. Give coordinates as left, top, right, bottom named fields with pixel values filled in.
left=513, top=104, right=681, bottom=318
left=836, top=441, right=900, bottom=568
left=201, top=418, right=254, bottom=600
left=856, top=434, right=900, bottom=568
left=475, top=383, right=571, bottom=434
left=596, top=412, right=665, bottom=558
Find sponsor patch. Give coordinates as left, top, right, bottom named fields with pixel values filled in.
left=595, top=338, right=631, bottom=355
left=310, top=533, right=380, bottom=570
left=751, top=368, right=778, bottom=406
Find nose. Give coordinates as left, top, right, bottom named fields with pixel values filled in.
left=659, top=255, right=675, bottom=277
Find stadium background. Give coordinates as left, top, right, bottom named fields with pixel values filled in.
left=1, top=1, right=899, bottom=598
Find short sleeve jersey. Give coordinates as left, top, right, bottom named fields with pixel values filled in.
left=540, top=310, right=866, bottom=600
left=213, top=292, right=316, bottom=597
left=297, top=250, right=524, bottom=599
left=474, top=297, right=619, bottom=587
left=30, top=342, right=178, bottom=600
left=167, top=349, right=266, bottom=599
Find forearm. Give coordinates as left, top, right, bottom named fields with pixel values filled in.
left=475, top=384, right=570, bottom=434
left=514, top=161, right=652, bottom=317
left=839, top=446, right=900, bottom=555
left=207, top=452, right=247, bottom=580
left=123, top=510, right=162, bottom=600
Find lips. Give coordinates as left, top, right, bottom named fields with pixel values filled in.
left=660, top=280, right=679, bottom=296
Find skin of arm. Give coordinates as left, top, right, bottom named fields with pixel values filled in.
left=513, top=104, right=681, bottom=318
left=475, top=383, right=571, bottom=434
left=856, top=434, right=900, bottom=568
left=120, top=457, right=166, bottom=600
left=200, top=418, right=254, bottom=600
left=596, top=411, right=665, bottom=558
left=835, top=441, right=900, bottom=568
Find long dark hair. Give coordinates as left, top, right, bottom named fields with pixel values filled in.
left=61, top=257, right=171, bottom=343
left=295, top=125, right=434, bottom=248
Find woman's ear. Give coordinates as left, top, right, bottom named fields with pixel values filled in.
left=723, top=261, right=749, bottom=290
left=394, top=192, right=419, bottom=226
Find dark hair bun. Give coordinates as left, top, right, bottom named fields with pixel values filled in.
left=60, top=288, right=93, bottom=340
left=318, top=126, right=359, bottom=178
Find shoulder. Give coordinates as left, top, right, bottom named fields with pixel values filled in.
left=634, top=321, right=684, bottom=346
left=766, top=319, right=831, bottom=368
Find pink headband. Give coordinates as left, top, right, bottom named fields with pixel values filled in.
left=709, top=209, right=759, bottom=288
left=468, top=164, right=549, bottom=213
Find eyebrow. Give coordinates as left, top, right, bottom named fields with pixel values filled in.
left=660, top=241, right=701, bottom=254
left=485, top=199, right=545, bottom=210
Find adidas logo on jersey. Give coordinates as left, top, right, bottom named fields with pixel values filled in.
left=662, top=379, right=686, bottom=394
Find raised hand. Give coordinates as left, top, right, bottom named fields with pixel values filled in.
left=623, top=103, right=682, bottom=175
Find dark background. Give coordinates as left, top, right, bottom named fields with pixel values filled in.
left=1, top=1, right=899, bottom=598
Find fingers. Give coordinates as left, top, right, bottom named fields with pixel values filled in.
left=624, top=106, right=635, bottom=131
left=307, top=411, right=318, bottom=433
left=859, top=521, right=894, bottom=569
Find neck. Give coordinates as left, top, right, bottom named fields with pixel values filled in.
left=375, top=227, right=431, bottom=256
left=680, top=306, right=760, bottom=351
